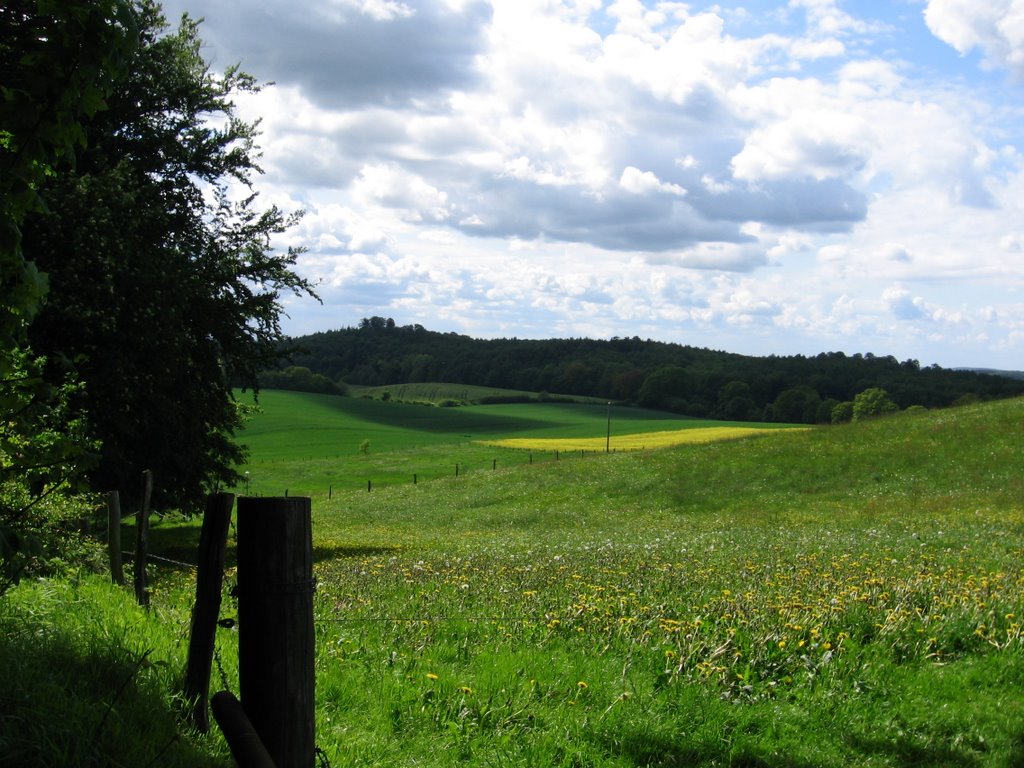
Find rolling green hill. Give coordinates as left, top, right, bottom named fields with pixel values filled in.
left=279, top=318, right=1024, bottom=421
left=236, top=389, right=795, bottom=495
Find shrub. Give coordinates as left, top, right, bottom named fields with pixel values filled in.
left=852, top=387, right=899, bottom=422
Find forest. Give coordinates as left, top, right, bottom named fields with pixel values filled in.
left=272, top=316, right=1024, bottom=423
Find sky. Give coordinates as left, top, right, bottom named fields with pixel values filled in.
left=158, top=0, right=1024, bottom=370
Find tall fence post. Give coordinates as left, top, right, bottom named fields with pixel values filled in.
left=236, top=496, right=315, bottom=768
left=107, top=491, right=124, bottom=585
left=134, top=469, right=153, bottom=606
left=185, top=492, right=235, bottom=732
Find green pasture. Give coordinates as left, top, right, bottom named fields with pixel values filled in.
left=4, top=396, right=1024, bottom=766
left=236, top=389, right=790, bottom=496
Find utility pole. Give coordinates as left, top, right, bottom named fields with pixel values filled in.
left=606, top=401, right=612, bottom=453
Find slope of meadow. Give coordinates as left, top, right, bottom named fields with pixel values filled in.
left=236, top=389, right=791, bottom=495
left=2, top=397, right=1022, bottom=767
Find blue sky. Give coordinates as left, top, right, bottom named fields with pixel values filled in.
left=161, top=0, right=1024, bottom=369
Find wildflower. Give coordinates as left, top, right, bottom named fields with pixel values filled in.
left=426, top=673, right=439, bottom=681
left=459, top=686, right=474, bottom=694
left=577, top=681, right=588, bottom=689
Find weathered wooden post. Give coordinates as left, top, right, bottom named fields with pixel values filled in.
left=107, top=491, right=124, bottom=585
left=185, top=492, right=235, bottom=732
left=134, top=469, right=153, bottom=606
left=211, top=691, right=276, bottom=768
left=236, top=496, right=315, bottom=768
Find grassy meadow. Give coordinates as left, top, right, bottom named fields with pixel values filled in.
left=3, top=392, right=1023, bottom=766
left=236, top=389, right=790, bottom=496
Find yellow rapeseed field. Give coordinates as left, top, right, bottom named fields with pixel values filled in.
left=480, top=426, right=801, bottom=452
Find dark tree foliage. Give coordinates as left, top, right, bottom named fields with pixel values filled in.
left=283, top=317, right=1024, bottom=421
left=1, top=0, right=137, bottom=587
left=22, top=1, right=315, bottom=511
left=1, top=0, right=136, bottom=347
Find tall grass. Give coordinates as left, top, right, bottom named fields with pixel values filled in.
left=0, top=575, right=230, bottom=767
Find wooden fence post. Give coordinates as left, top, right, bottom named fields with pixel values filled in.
left=107, top=491, right=124, bottom=585
left=134, top=469, right=153, bottom=606
left=236, top=496, right=315, bottom=768
left=185, top=492, right=235, bottom=733
left=211, top=691, right=276, bottom=768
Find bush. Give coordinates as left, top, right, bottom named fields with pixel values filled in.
left=259, top=366, right=346, bottom=395
left=0, top=484, right=104, bottom=594
left=852, top=387, right=899, bottom=422
left=831, top=401, right=854, bottom=424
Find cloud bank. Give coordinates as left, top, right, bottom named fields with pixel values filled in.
left=160, top=0, right=1024, bottom=368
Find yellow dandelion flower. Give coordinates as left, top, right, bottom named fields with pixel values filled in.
left=459, top=686, right=473, bottom=694
left=426, top=673, right=439, bottom=681
left=577, top=681, right=589, bottom=689
left=777, top=640, right=787, bottom=649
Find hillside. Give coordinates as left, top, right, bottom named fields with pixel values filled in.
left=6, top=397, right=1023, bottom=767
left=271, top=316, right=1024, bottom=422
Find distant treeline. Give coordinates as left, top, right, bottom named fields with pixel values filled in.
left=269, top=316, right=1024, bottom=423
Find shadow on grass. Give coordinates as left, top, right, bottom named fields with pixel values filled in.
left=139, top=518, right=232, bottom=570
left=0, top=624, right=224, bottom=767
left=129, top=515, right=400, bottom=574
left=313, top=543, right=401, bottom=563
left=600, top=730, right=821, bottom=768
left=1009, top=734, right=1024, bottom=767
left=846, top=733, right=982, bottom=767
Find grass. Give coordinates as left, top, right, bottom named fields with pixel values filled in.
left=3, top=396, right=1023, bottom=766
left=235, top=390, right=794, bottom=495
left=0, top=575, right=229, bottom=767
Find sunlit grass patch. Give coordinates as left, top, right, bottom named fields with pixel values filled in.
left=480, top=426, right=804, bottom=451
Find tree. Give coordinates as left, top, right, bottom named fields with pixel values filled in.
left=22, top=1, right=316, bottom=511
left=771, top=386, right=821, bottom=424
left=831, top=401, right=854, bottom=424
left=637, top=366, right=690, bottom=412
left=1, top=0, right=137, bottom=588
left=852, top=387, right=899, bottom=422
left=717, top=380, right=757, bottom=421
left=1, top=0, right=136, bottom=349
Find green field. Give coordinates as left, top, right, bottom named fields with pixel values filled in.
left=236, top=389, right=793, bottom=496
left=3, top=395, right=1024, bottom=766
